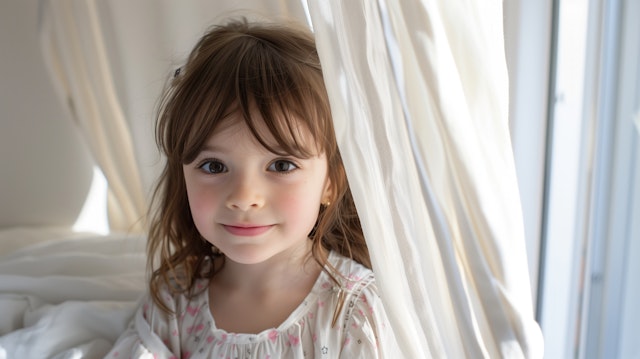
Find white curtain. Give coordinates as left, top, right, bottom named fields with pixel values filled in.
left=39, top=0, right=543, bottom=357
left=309, top=0, right=543, bottom=358
left=39, top=0, right=146, bottom=233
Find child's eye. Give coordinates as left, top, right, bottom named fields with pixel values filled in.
left=199, top=160, right=227, bottom=174
left=268, top=160, right=298, bottom=173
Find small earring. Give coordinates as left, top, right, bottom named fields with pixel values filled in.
left=322, top=201, right=331, bottom=207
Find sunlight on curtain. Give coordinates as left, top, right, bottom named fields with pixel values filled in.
left=308, top=0, right=544, bottom=357
left=39, top=0, right=146, bottom=233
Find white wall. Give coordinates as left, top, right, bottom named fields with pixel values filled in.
left=0, top=0, right=95, bottom=228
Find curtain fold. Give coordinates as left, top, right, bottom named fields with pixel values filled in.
left=39, top=0, right=146, bottom=233
left=308, top=0, right=543, bottom=357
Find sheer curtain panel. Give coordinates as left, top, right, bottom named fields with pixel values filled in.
left=39, top=0, right=146, bottom=233
left=308, top=0, right=544, bottom=357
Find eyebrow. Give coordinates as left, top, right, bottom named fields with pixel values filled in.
left=199, top=143, right=289, bottom=155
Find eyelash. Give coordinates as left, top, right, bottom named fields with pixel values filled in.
left=196, top=158, right=300, bottom=175
left=197, top=159, right=227, bottom=174
left=268, top=159, right=299, bottom=174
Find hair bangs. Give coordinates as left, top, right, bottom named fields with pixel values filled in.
left=161, top=21, right=335, bottom=166
left=231, top=30, right=334, bottom=160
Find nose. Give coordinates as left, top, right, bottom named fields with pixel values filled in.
left=225, top=172, right=265, bottom=211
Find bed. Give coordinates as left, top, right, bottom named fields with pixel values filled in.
left=0, top=228, right=146, bottom=358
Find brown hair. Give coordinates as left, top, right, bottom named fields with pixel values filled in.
left=147, top=18, right=370, bottom=311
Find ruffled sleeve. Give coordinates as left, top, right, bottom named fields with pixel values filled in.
left=104, top=290, right=181, bottom=359
left=339, top=282, right=400, bottom=358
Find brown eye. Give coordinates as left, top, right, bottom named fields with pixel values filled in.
left=268, top=160, right=297, bottom=173
left=199, top=160, right=227, bottom=174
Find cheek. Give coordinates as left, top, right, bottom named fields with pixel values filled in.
left=185, top=181, right=220, bottom=222
left=275, top=184, right=322, bottom=228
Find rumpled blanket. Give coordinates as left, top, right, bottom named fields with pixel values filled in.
left=0, top=228, right=146, bottom=359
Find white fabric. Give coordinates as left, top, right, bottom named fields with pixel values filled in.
left=39, top=0, right=146, bottom=233
left=0, top=229, right=146, bottom=359
left=105, top=252, right=399, bottom=359
left=308, top=0, right=543, bottom=358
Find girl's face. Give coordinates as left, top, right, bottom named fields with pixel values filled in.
left=183, top=111, right=331, bottom=265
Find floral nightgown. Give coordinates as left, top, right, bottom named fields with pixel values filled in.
left=106, top=251, right=399, bottom=358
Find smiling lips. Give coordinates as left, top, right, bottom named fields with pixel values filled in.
left=222, top=224, right=274, bottom=236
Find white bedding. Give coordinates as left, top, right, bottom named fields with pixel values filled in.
left=0, top=228, right=146, bottom=359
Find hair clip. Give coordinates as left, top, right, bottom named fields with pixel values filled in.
left=174, top=67, right=182, bottom=78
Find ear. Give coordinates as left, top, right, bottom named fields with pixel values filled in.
left=321, top=177, right=334, bottom=206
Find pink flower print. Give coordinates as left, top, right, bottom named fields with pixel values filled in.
left=308, top=311, right=315, bottom=319
left=312, top=333, right=317, bottom=342
left=186, top=305, right=199, bottom=316
left=288, top=334, right=300, bottom=346
left=346, top=275, right=360, bottom=289
left=268, top=330, right=279, bottom=343
left=182, top=351, right=191, bottom=359
left=207, top=335, right=214, bottom=343
left=217, top=333, right=228, bottom=346
left=346, top=282, right=354, bottom=290
left=318, top=300, right=325, bottom=308
left=172, top=329, right=178, bottom=337
left=112, top=351, right=119, bottom=357
left=344, top=337, right=351, bottom=346
left=265, top=356, right=271, bottom=359
left=321, top=282, right=332, bottom=289
left=186, top=323, right=205, bottom=334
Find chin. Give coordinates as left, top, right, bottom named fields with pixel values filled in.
left=220, top=246, right=274, bottom=265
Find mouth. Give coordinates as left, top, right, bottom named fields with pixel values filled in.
left=222, top=224, right=274, bottom=236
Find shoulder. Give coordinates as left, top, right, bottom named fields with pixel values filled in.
left=326, top=252, right=382, bottom=325
left=327, top=253, right=400, bottom=356
left=326, top=252, right=379, bottom=314
left=129, top=278, right=210, bottom=355
left=139, top=276, right=209, bottom=331
left=106, top=281, right=201, bottom=359
left=327, top=251, right=375, bottom=289
left=152, top=276, right=209, bottom=311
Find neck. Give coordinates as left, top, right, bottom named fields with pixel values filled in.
left=215, top=241, right=321, bottom=294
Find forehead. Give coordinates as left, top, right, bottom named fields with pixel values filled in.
left=207, top=109, right=319, bottom=155
left=207, top=116, right=267, bottom=148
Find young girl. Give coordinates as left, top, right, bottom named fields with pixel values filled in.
left=107, top=18, right=397, bottom=358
